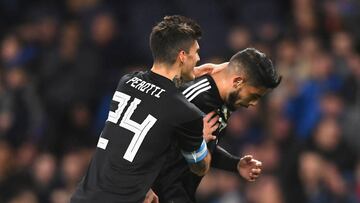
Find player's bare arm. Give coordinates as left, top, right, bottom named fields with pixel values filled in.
left=187, top=111, right=218, bottom=176
left=181, top=111, right=218, bottom=177
left=194, top=62, right=229, bottom=77
left=189, top=152, right=211, bottom=176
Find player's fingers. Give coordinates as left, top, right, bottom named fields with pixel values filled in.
left=250, top=159, right=262, bottom=167
left=255, top=160, right=262, bottom=168
left=208, top=115, right=219, bottom=127
left=210, top=123, right=220, bottom=132
left=209, top=134, right=218, bottom=140
left=203, top=131, right=216, bottom=142
left=249, top=174, right=258, bottom=180
left=251, top=168, right=261, bottom=172
left=203, top=111, right=216, bottom=122
left=241, top=155, right=253, bottom=163
left=250, top=172, right=260, bottom=178
left=204, top=135, right=217, bottom=142
left=250, top=171, right=260, bottom=179
left=251, top=168, right=261, bottom=175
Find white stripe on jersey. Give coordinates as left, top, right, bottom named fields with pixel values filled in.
left=184, top=82, right=210, bottom=99
left=182, top=78, right=208, bottom=95
left=187, top=86, right=211, bottom=102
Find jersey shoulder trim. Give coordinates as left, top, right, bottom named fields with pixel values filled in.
left=182, top=78, right=212, bottom=102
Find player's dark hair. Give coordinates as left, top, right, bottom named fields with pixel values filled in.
left=150, top=15, right=202, bottom=65
left=229, top=48, right=282, bottom=88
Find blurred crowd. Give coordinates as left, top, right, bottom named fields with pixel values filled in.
left=0, top=0, right=359, bottom=203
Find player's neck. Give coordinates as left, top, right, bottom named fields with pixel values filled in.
left=151, top=62, right=181, bottom=81
left=211, top=71, right=229, bottom=101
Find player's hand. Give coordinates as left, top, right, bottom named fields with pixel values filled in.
left=203, top=111, right=219, bottom=143
left=237, top=155, right=262, bottom=182
left=143, top=189, right=159, bottom=203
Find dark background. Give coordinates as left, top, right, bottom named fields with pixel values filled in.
left=0, top=0, right=360, bottom=202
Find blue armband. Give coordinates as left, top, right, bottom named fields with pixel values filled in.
left=181, top=139, right=208, bottom=164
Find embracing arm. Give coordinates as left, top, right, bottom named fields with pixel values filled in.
left=179, top=111, right=222, bottom=176
left=189, top=152, right=211, bottom=176
left=181, top=139, right=212, bottom=176
left=194, top=62, right=229, bottom=77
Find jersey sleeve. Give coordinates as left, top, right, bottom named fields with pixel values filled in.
left=211, top=145, right=240, bottom=172
left=174, top=117, right=208, bottom=164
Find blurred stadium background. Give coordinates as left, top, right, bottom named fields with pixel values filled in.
left=0, top=0, right=360, bottom=202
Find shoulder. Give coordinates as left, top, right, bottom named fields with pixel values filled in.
left=116, top=71, right=151, bottom=90
left=180, top=75, right=211, bottom=92
left=170, top=92, right=204, bottom=119
left=181, top=76, right=212, bottom=101
left=119, top=71, right=145, bottom=83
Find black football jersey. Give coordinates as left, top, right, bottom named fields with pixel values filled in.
left=153, top=74, right=229, bottom=202
left=71, top=71, right=206, bottom=203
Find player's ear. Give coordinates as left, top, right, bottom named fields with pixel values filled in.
left=233, top=76, right=244, bottom=89
left=178, top=50, right=186, bottom=64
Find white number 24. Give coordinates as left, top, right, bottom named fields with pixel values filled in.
left=98, top=91, right=157, bottom=162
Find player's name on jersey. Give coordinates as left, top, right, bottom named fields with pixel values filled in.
left=126, top=77, right=166, bottom=98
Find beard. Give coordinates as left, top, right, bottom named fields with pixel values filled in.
left=226, top=90, right=239, bottom=111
